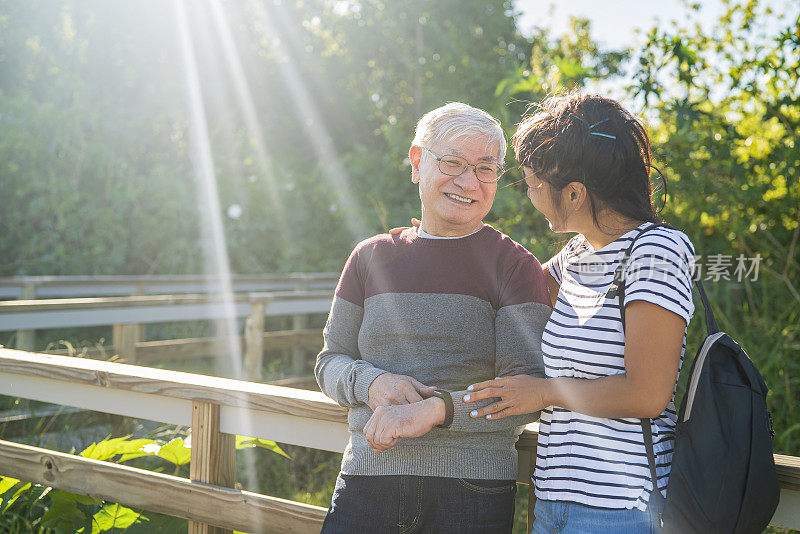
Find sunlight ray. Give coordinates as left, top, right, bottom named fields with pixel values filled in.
left=206, top=0, right=292, bottom=242
left=174, top=0, right=263, bottom=500
left=248, top=0, right=372, bottom=241
left=173, top=0, right=242, bottom=378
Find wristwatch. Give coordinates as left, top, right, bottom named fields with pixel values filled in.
left=430, top=389, right=454, bottom=428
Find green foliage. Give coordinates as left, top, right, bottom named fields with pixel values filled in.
left=235, top=434, right=290, bottom=459
left=0, top=430, right=289, bottom=532
left=0, top=0, right=798, bottom=531
left=629, top=0, right=800, bottom=455
left=491, top=0, right=800, bottom=459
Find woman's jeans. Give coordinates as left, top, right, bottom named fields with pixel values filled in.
left=321, top=473, right=516, bottom=534
left=531, top=492, right=662, bottom=534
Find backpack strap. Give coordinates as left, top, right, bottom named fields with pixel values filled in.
left=610, top=223, right=668, bottom=517
left=695, top=278, right=720, bottom=335
left=640, top=418, right=664, bottom=525
left=612, top=221, right=721, bottom=522
left=611, top=223, right=719, bottom=336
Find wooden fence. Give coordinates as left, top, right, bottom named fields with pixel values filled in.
left=0, top=274, right=337, bottom=353
left=0, top=274, right=339, bottom=299
left=0, top=348, right=798, bottom=533
left=0, top=291, right=332, bottom=380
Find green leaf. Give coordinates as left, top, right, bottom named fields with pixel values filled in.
left=90, top=503, right=146, bottom=531
left=40, top=497, right=82, bottom=526
left=50, top=489, right=102, bottom=507
left=235, top=435, right=291, bottom=459
left=0, top=476, right=21, bottom=495
left=156, top=437, right=192, bottom=466
left=80, top=437, right=159, bottom=462
left=1, top=481, right=31, bottom=513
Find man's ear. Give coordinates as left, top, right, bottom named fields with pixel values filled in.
left=409, top=145, right=422, bottom=184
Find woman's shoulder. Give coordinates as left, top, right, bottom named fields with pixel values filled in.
left=630, top=224, right=696, bottom=262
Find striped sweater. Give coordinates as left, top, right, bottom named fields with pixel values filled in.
left=315, top=225, right=552, bottom=480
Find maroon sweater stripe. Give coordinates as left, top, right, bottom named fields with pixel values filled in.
left=336, top=225, right=550, bottom=310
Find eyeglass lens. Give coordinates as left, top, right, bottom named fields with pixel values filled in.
left=438, top=155, right=500, bottom=182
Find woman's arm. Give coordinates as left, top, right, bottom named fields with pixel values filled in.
left=465, top=300, right=686, bottom=420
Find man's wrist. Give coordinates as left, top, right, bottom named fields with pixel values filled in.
left=542, top=378, right=558, bottom=409
left=428, top=390, right=454, bottom=427
left=424, top=396, right=447, bottom=426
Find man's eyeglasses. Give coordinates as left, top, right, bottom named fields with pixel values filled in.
left=424, top=148, right=505, bottom=184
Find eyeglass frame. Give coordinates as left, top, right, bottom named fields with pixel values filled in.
left=423, top=147, right=506, bottom=184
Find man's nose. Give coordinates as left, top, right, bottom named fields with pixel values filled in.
left=453, top=165, right=480, bottom=190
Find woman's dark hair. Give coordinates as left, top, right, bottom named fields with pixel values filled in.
left=512, top=91, right=663, bottom=230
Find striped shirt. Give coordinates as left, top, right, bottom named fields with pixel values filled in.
left=536, top=223, right=696, bottom=511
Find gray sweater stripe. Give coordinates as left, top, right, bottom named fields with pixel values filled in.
left=316, top=293, right=551, bottom=479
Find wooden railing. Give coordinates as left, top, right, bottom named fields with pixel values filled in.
left=0, top=273, right=339, bottom=299
left=0, top=291, right=333, bottom=372
left=1, top=274, right=337, bottom=352
left=0, top=348, right=798, bottom=533
left=0, top=291, right=333, bottom=331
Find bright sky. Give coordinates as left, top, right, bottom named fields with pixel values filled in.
left=513, top=0, right=794, bottom=112
left=514, top=0, right=790, bottom=50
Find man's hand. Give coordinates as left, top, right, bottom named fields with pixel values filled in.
left=367, top=373, right=436, bottom=411
left=363, top=397, right=445, bottom=452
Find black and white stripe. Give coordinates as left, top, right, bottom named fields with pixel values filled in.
left=537, top=223, right=695, bottom=511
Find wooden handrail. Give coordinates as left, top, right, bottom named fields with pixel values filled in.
left=0, top=291, right=333, bottom=330
left=0, top=273, right=339, bottom=299
left=0, top=349, right=346, bottom=423
left=0, top=349, right=798, bottom=530
left=0, top=273, right=339, bottom=286
left=43, top=329, right=323, bottom=361
left=0, top=290, right=333, bottom=311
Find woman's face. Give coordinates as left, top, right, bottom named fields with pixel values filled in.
left=523, top=167, right=568, bottom=232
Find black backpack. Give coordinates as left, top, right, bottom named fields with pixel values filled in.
left=612, top=223, right=780, bottom=533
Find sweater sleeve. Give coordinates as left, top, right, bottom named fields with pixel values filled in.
left=448, top=255, right=552, bottom=432
left=314, top=246, right=388, bottom=408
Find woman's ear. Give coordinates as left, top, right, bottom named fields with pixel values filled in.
left=409, top=146, right=422, bottom=184
left=566, top=181, right=587, bottom=208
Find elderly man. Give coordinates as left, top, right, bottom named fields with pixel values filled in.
left=315, top=102, right=551, bottom=533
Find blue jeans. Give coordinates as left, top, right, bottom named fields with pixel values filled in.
left=321, top=473, right=516, bottom=534
left=531, top=493, right=662, bottom=534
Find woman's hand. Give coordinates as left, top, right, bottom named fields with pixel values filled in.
left=388, top=218, right=421, bottom=236
left=464, top=375, right=550, bottom=420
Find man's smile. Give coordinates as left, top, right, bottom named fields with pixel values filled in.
left=444, top=192, right=475, bottom=204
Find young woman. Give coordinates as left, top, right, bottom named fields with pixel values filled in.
left=464, top=92, right=696, bottom=533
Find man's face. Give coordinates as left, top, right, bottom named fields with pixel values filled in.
left=411, top=135, right=499, bottom=236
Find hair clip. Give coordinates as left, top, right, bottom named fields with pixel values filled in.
left=571, top=113, right=616, bottom=139
left=569, top=113, right=588, bottom=125
left=588, top=118, right=616, bottom=139
left=589, top=132, right=617, bottom=139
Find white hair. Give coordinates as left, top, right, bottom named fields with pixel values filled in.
left=412, top=102, right=506, bottom=161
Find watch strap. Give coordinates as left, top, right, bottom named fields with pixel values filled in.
left=431, top=389, right=454, bottom=428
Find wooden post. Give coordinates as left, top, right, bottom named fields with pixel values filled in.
left=132, top=282, right=146, bottom=348
left=15, top=283, right=36, bottom=351
left=291, top=281, right=310, bottom=377
left=527, top=446, right=537, bottom=532
left=112, top=324, right=139, bottom=363
left=188, top=400, right=235, bottom=534
left=244, top=301, right=265, bottom=381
